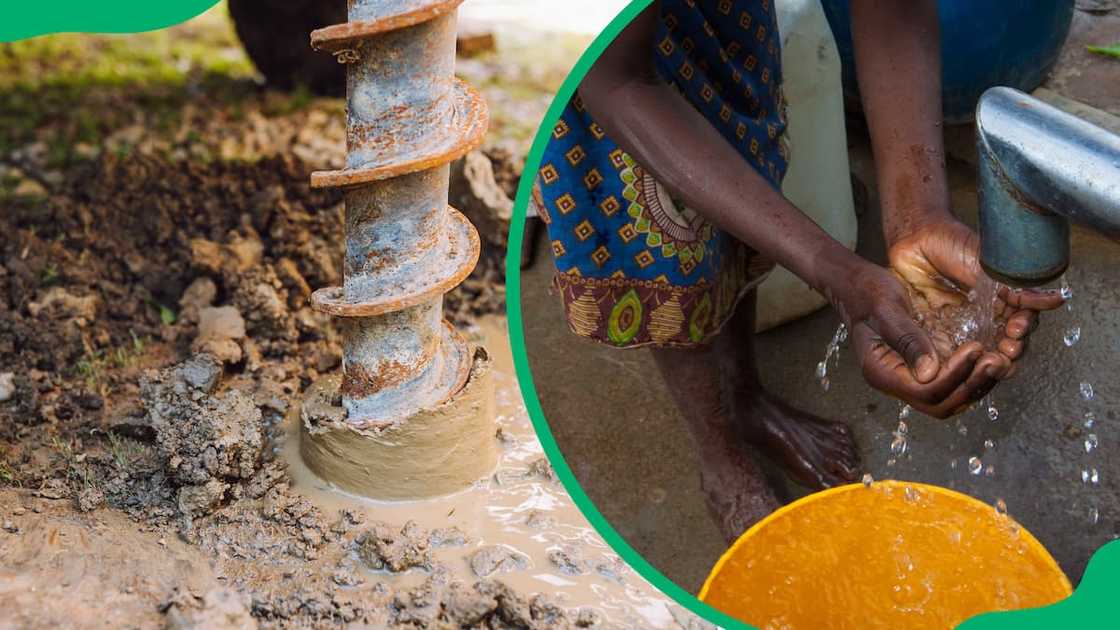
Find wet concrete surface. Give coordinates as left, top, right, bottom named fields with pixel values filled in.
left=520, top=122, right=1120, bottom=594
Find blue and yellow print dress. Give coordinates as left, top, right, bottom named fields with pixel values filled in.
left=535, top=0, right=789, bottom=348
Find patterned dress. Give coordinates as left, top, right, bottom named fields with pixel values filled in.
left=535, top=0, right=790, bottom=348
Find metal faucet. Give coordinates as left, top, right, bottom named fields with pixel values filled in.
left=977, top=87, right=1120, bottom=287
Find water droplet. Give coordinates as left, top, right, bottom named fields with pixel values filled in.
left=815, top=361, right=827, bottom=380
left=1080, top=382, right=1095, bottom=401
left=820, top=377, right=830, bottom=392
left=1091, top=469, right=1100, bottom=485
left=862, top=473, right=873, bottom=487
left=890, top=435, right=907, bottom=456
left=1063, top=326, right=1081, bottom=347
left=958, top=423, right=969, bottom=436
left=994, top=498, right=1008, bottom=516
left=1084, top=412, right=1096, bottom=429
left=1085, top=433, right=1099, bottom=453
left=987, top=401, right=999, bottom=422
left=985, top=464, right=996, bottom=477
left=950, top=458, right=958, bottom=469
left=904, top=486, right=919, bottom=503
left=968, top=457, right=982, bottom=475
left=898, top=404, right=912, bottom=420
left=1090, top=505, right=1100, bottom=525
left=886, top=457, right=897, bottom=467
left=1082, top=469, right=1091, bottom=483
left=984, top=439, right=995, bottom=450
left=897, top=421, right=909, bottom=436
left=1060, top=276, right=1073, bottom=300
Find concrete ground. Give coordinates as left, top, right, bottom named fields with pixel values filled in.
left=519, top=12, right=1120, bottom=594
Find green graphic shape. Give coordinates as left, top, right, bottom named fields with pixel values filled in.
left=961, top=539, right=1119, bottom=629
left=501, top=0, right=1117, bottom=627
left=2, top=1, right=221, bottom=42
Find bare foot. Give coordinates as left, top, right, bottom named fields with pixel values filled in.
left=734, top=393, right=860, bottom=490
left=696, top=441, right=780, bottom=544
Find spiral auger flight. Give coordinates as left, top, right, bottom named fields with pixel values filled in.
left=299, top=0, right=497, bottom=500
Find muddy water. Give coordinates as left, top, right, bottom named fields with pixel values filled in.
left=281, top=316, right=683, bottom=627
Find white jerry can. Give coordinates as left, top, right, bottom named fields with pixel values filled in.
left=757, top=0, right=857, bottom=332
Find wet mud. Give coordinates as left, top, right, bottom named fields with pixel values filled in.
left=0, top=152, right=697, bottom=627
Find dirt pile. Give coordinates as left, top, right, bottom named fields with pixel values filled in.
left=141, top=354, right=263, bottom=517
left=0, top=150, right=535, bottom=628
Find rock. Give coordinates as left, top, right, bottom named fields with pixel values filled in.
left=357, top=521, right=433, bottom=573
left=230, top=266, right=297, bottom=342
left=177, top=480, right=228, bottom=517
left=76, top=486, right=106, bottom=512
left=192, top=306, right=246, bottom=364
left=177, top=354, right=223, bottom=394
left=178, top=278, right=217, bottom=324
left=165, top=588, right=257, bottom=630
left=190, top=239, right=224, bottom=274
left=197, top=306, right=246, bottom=341
left=469, top=545, right=530, bottom=578
left=0, top=372, right=14, bottom=402
left=27, top=287, right=100, bottom=321
left=141, top=357, right=263, bottom=517
left=575, top=608, right=602, bottom=627
left=547, top=545, right=589, bottom=576
left=224, top=233, right=263, bottom=273
left=525, top=457, right=557, bottom=482
left=595, top=555, right=630, bottom=584
left=13, top=177, right=47, bottom=198
left=429, top=526, right=469, bottom=548
left=275, top=257, right=311, bottom=307
left=450, top=150, right=513, bottom=247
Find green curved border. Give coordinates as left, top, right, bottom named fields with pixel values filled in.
left=1, top=1, right=221, bottom=42
left=502, top=1, right=1116, bottom=627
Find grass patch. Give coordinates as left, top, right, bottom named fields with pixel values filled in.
left=107, top=432, right=147, bottom=470
left=1088, top=42, right=1120, bottom=59
left=0, top=2, right=256, bottom=158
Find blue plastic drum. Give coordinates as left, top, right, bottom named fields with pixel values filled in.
left=820, top=0, right=1075, bottom=123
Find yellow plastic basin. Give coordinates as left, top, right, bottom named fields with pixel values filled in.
left=700, top=481, right=1072, bottom=629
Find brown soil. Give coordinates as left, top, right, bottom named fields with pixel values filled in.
left=0, top=151, right=572, bottom=628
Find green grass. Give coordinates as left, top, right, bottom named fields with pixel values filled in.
left=0, top=461, right=16, bottom=486
left=106, top=432, right=147, bottom=470
left=0, top=2, right=256, bottom=158
left=1087, top=42, right=1120, bottom=59
left=73, top=329, right=147, bottom=388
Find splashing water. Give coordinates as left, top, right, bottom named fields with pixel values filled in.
left=968, top=457, right=982, bottom=475
left=862, top=473, right=874, bottom=487
left=898, top=404, right=912, bottom=420
left=994, top=498, right=1008, bottom=516
left=1085, top=434, right=1099, bottom=454
left=889, top=420, right=909, bottom=460
left=817, top=324, right=848, bottom=391
left=1080, top=382, right=1095, bottom=401
left=1063, top=326, right=1081, bottom=347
